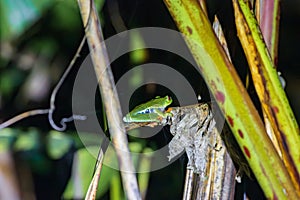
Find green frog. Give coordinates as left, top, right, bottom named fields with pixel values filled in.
left=123, top=96, right=173, bottom=123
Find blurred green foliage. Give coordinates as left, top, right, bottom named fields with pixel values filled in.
left=0, top=128, right=152, bottom=199
left=0, top=0, right=49, bottom=40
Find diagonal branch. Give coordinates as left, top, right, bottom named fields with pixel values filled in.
left=76, top=0, right=141, bottom=199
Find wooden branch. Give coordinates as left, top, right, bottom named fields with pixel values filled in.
left=76, top=0, right=141, bottom=199
left=168, top=104, right=236, bottom=200
left=125, top=103, right=236, bottom=199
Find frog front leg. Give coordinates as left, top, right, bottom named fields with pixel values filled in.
left=152, top=108, right=173, bottom=121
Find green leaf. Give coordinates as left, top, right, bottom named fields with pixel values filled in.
left=0, top=128, right=17, bottom=151
left=138, top=147, right=153, bottom=199
left=130, top=30, right=148, bottom=64
left=46, top=131, right=72, bottom=160
left=13, top=128, right=39, bottom=151
left=63, top=146, right=117, bottom=199
left=0, top=0, right=52, bottom=40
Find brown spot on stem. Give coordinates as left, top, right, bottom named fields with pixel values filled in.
left=273, top=191, right=278, bottom=200
left=260, top=163, right=267, bottom=176
left=227, top=116, right=234, bottom=127
left=274, top=57, right=278, bottom=67
left=243, top=146, right=251, bottom=158
left=187, top=26, right=193, bottom=34
left=238, top=129, right=244, bottom=138
left=215, top=91, right=225, bottom=104
left=272, top=106, right=279, bottom=114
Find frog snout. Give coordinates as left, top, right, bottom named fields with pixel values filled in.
left=123, top=116, right=128, bottom=122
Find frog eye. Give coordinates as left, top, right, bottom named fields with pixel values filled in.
left=167, top=96, right=172, bottom=101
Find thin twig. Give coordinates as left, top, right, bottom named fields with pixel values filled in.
left=124, top=122, right=159, bottom=131
left=48, top=37, right=87, bottom=131
left=0, top=109, right=49, bottom=130
left=85, top=150, right=104, bottom=200
left=0, top=38, right=87, bottom=131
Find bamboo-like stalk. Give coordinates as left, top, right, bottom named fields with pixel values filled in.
left=233, top=0, right=300, bottom=193
left=255, top=0, right=280, bottom=65
left=255, top=0, right=282, bottom=162
left=163, top=0, right=299, bottom=199
left=76, top=1, right=141, bottom=199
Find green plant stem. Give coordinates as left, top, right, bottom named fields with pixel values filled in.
left=163, top=0, right=299, bottom=199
